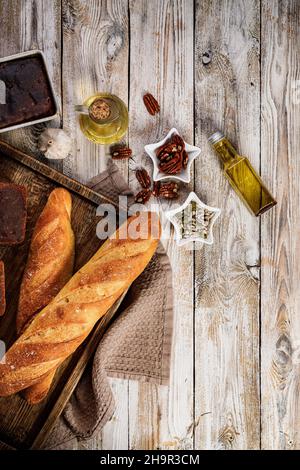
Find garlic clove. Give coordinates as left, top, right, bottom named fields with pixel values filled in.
left=38, top=128, right=72, bottom=160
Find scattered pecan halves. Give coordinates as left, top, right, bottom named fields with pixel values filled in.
left=143, top=93, right=160, bottom=116
left=111, top=146, right=132, bottom=160
left=136, top=168, right=151, bottom=189
left=158, top=181, right=179, bottom=199
left=135, top=188, right=152, bottom=204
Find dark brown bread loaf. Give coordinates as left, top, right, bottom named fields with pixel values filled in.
left=0, top=261, right=5, bottom=316
left=0, top=183, right=27, bottom=245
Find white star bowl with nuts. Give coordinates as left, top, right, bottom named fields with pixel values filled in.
left=144, top=128, right=201, bottom=183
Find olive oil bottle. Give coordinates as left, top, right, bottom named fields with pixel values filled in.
left=208, top=132, right=276, bottom=216
left=75, top=93, right=128, bottom=145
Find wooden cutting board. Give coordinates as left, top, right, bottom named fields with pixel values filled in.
left=0, top=140, right=126, bottom=450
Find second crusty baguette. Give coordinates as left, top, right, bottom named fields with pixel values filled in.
left=0, top=212, right=160, bottom=397
left=17, top=188, right=75, bottom=404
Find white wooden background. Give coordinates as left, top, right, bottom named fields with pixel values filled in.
left=1, top=0, right=300, bottom=450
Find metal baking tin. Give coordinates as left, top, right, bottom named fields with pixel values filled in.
left=0, top=49, right=58, bottom=133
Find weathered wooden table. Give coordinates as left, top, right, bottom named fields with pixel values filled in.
left=1, top=0, right=299, bottom=450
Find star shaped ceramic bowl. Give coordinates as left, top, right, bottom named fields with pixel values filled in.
left=165, top=191, right=221, bottom=246
left=144, top=128, right=201, bottom=183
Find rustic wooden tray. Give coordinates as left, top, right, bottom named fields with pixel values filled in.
left=0, top=140, right=126, bottom=450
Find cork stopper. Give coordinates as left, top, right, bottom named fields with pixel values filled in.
left=89, top=98, right=111, bottom=121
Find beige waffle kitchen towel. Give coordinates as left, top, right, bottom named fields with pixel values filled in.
left=44, top=160, right=173, bottom=449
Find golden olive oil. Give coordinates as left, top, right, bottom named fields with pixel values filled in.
left=209, top=132, right=276, bottom=216
left=76, top=93, right=128, bottom=145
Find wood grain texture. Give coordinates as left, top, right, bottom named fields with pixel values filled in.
left=194, top=0, right=260, bottom=449
left=62, top=0, right=129, bottom=182
left=0, top=141, right=125, bottom=449
left=77, top=379, right=129, bottom=450
left=128, top=0, right=194, bottom=450
left=260, top=0, right=300, bottom=450
left=60, top=0, right=130, bottom=449
left=0, top=0, right=62, bottom=171
left=1, top=0, right=299, bottom=450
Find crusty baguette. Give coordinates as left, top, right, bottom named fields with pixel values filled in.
left=24, top=370, right=56, bottom=404
left=0, top=212, right=160, bottom=397
left=17, top=188, right=75, bottom=333
left=17, top=188, right=75, bottom=404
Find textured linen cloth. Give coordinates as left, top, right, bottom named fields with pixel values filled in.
left=44, top=160, right=173, bottom=449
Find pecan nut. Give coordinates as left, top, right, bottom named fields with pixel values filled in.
left=152, top=181, right=161, bottom=197
left=171, top=134, right=185, bottom=151
left=136, top=168, right=151, bottom=189
left=156, top=143, right=177, bottom=158
left=158, top=152, right=173, bottom=162
left=182, top=150, right=189, bottom=169
left=158, top=181, right=179, bottom=199
left=143, top=93, right=160, bottom=116
left=135, top=188, right=152, bottom=204
left=159, top=151, right=182, bottom=174
left=155, top=133, right=188, bottom=175
left=111, top=146, right=132, bottom=160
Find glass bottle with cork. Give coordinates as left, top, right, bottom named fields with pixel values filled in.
left=208, top=132, right=276, bottom=216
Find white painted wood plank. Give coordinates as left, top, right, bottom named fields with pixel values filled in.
left=261, top=0, right=300, bottom=450
left=7, top=0, right=299, bottom=451
left=61, top=0, right=130, bottom=450
left=194, top=0, right=260, bottom=449
left=128, top=0, right=195, bottom=450
left=76, top=379, right=129, bottom=450
left=62, top=0, right=129, bottom=182
left=101, top=379, right=129, bottom=450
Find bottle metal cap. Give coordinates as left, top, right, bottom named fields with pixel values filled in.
left=208, top=131, right=224, bottom=145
